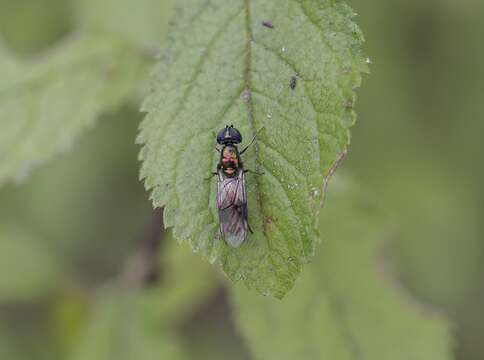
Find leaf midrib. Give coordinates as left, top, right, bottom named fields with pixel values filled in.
left=243, top=0, right=268, bottom=245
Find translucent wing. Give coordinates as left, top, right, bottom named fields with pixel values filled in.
left=216, top=169, right=248, bottom=247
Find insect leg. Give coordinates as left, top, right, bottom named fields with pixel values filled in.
left=240, top=126, right=265, bottom=155
left=247, top=222, right=254, bottom=234
left=211, top=129, right=221, bottom=153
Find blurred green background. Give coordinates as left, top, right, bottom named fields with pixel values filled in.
left=0, top=0, right=483, bottom=359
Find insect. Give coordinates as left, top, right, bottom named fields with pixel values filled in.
left=208, top=125, right=262, bottom=248
left=290, top=75, right=297, bottom=90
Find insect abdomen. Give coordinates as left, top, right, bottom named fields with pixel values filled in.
left=216, top=170, right=248, bottom=247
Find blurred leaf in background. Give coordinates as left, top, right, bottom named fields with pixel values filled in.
left=0, top=0, right=74, bottom=55
left=70, top=289, right=187, bottom=360
left=0, top=225, right=64, bottom=302
left=0, top=35, right=147, bottom=185
left=69, top=240, right=219, bottom=360
left=75, top=0, right=173, bottom=46
left=232, top=177, right=452, bottom=360
left=0, top=0, right=173, bottom=185
left=346, top=0, right=484, bottom=359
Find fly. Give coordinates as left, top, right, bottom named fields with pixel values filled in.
left=208, top=125, right=262, bottom=248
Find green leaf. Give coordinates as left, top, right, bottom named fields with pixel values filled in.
left=231, top=177, right=453, bottom=359
left=0, top=223, right=64, bottom=302
left=0, top=0, right=73, bottom=56
left=139, top=0, right=367, bottom=297
left=0, top=34, right=147, bottom=185
left=75, top=0, right=174, bottom=46
left=147, top=237, right=220, bottom=325
left=0, top=327, right=18, bottom=359
left=0, top=0, right=176, bottom=185
left=69, top=289, right=187, bottom=360
left=70, top=238, right=219, bottom=360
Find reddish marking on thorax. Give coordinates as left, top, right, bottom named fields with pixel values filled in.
left=222, top=149, right=238, bottom=166
left=223, top=157, right=238, bottom=165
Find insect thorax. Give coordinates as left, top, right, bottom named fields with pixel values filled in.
left=219, top=145, right=242, bottom=177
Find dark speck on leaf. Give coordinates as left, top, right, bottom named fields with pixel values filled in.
left=290, top=76, right=297, bottom=90
left=262, top=20, right=274, bottom=29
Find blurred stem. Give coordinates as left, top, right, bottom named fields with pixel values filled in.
left=122, top=209, right=164, bottom=288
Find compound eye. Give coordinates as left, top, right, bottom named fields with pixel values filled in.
left=216, top=125, right=242, bottom=144
left=228, top=127, right=242, bottom=144
left=216, top=128, right=227, bottom=144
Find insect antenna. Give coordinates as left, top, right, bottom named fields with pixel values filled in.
left=240, top=126, right=265, bottom=155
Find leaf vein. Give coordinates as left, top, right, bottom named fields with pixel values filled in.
left=145, top=5, right=245, bottom=208
left=257, top=141, right=307, bottom=182
left=258, top=163, right=303, bottom=242
left=291, top=0, right=343, bottom=69
left=244, top=0, right=267, bottom=242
